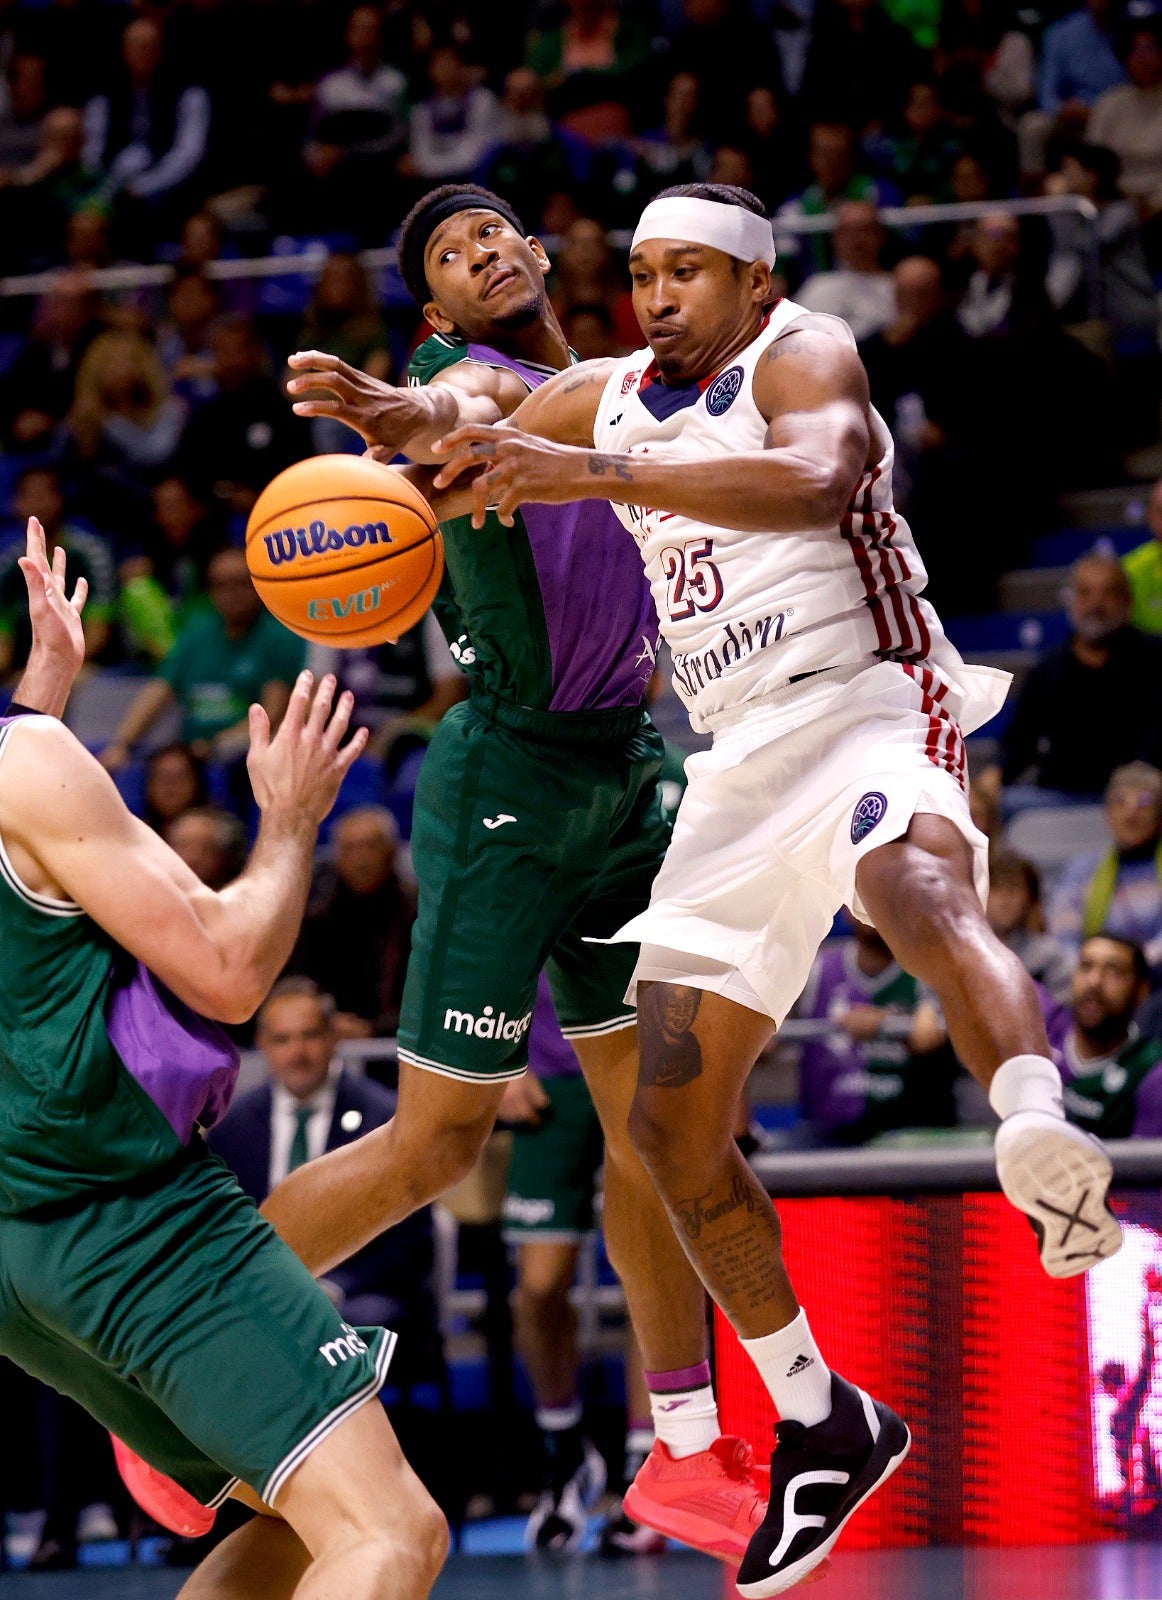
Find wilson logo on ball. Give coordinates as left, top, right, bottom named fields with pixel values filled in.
left=307, top=582, right=395, bottom=622
left=263, top=519, right=395, bottom=566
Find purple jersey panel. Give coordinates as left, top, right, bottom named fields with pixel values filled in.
left=464, top=343, right=658, bottom=713
left=106, top=960, right=240, bottom=1142
left=527, top=970, right=581, bottom=1081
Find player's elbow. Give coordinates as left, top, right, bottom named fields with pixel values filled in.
left=793, top=459, right=857, bottom=530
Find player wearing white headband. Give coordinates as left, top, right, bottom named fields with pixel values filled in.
left=427, top=180, right=1124, bottom=1594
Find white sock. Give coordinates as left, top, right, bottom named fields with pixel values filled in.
left=741, top=1311, right=833, bottom=1428
left=988, top=1054, right=1065, bottom=1121
left=648, top=1384, right=720, bottom=1459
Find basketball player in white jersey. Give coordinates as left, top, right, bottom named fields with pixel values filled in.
left=425, top=182, right=1123, bottom=1594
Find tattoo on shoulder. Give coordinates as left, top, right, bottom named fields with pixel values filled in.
left=763, top=324, right=847, bottom=364
left=587, top=452, right=634, bottom=482
left=639, top=985, right=703, bottom=1088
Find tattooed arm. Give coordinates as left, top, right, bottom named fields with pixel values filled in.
left=433, top=322, right=874, bottom=533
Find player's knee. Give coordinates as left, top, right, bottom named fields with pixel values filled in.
left=627, top=1089, right=716, bottom=1187
left=368, top=1482, right=448, bottom=1589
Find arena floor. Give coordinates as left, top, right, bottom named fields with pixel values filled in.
left=5, top=1543, right=1162, bottom=1600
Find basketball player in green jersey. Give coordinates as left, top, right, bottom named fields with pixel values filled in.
left=266, top=184, right=770, bottom=1558
left=1, top=520, right=446, bottom=1599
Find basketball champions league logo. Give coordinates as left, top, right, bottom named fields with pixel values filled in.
left=706, top=365, right=743, bottom=416
left=851, top=792, right=888, bottom=844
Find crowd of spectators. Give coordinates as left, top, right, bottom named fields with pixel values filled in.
left=4, top=0, right=1162, bottom=1566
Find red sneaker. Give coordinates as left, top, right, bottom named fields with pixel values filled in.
left=110, top=1436, right=217, bottom=1538
left=622, top=1436, right=768, bottom=1564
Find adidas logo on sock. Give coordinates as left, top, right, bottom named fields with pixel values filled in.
left=786, top=1353, right=816, bottom=1377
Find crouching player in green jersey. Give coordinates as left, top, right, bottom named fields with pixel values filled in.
left=1, top=519, right=446, bottom=1599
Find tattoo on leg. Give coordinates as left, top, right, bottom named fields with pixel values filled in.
left=639, top=985, right=704, bottom=1087
left=674, top=1173, right=756, bottom=1240
left=670, top=1164, right=792, bottom=1319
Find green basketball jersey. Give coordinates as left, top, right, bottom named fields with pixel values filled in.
left=0, top=717, right=237, bottom=1214
left=406, top=332, right=659, bottom=717
left=1061, top=1033, right=1162, bottom=1140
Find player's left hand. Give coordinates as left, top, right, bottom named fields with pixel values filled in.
left=18, top=515, right=87, bottom=681
left=433, top=424, right=592, bottom=528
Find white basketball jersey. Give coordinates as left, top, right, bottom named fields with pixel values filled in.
left=594, top=299, right=1004, bottom=736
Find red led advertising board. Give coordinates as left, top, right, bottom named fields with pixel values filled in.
left=714, top=1191, right=1160, bottom=1548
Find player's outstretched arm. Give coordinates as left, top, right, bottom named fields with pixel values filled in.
left=0, top=672, right=367, bottom=1023
left=11, top=516, right=88, bottom=718
left=433, top=333, right=870, bottom=534
left=287, top=349, right=528, bottom=464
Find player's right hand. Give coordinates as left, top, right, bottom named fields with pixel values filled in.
left=247, top=670, right=368, bottom=827
left=498, top=1074, right=550, bottom=1127
left=287, top=350, right=426, bottom=451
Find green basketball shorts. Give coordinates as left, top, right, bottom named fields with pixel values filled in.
left=397, top=697, right=670, bottom=1084
left=503, top=1074, right=605, bottom=1240
left=0, top=1145, right=395, bottom=1508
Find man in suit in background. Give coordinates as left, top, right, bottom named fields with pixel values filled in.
left=208, top=976, right=437, bottom=1339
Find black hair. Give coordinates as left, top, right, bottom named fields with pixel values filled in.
left=989, top=851, right=1041, bottom=904
left=397, top=184, right=527, bottom=308
left=1061, top=140, right=1123, bottom=202
left=653, top=181, right=769, bottom=221
left=1086, top=932, right=1151, bottom=986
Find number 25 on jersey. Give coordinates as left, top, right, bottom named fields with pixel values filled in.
left=661, top=539, right=724, bottom=621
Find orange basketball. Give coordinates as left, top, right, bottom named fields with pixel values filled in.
left=245, top=454, right=444, bottom=647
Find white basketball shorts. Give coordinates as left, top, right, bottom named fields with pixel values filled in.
left=612, top=660, right=990, bottom=1026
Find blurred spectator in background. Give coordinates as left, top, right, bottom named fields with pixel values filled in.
left=0, top=52, right=50, bottom=174
left=484, top=65, right=571, bottom=229
left=115, top=474, right=225, bottom=664
left=796, top=198, right=895, bottom=339
left=142, top=740, right=208, bottom=835
left=1089, top=18, right=1162, bottom=265
left=801, top=0, right=922, bottom=132
left=302, top=3, right=407, bottom=238
left=663, top=0, right=783, bottom=134
left=1020, top=0, right=1125, bottom=177
left=633, top=71, right=709, bottom=190
left=985, top=553, right=1162, bottom=811
left=0, top=273, right=102, bottom=453
left=1124, top=478, right=1162, bottom=636
left=65, top=329, right=186, bottom=485
left=209, top=978, right=437, bottom=1340
left=177, top=315, right=310, bottom=515
left=297, top=253, right=391, bottom=452
left=525, top=0, right=650, bottom=146
left=305, top=610, right=465, bottom=768
left=100, top=544, right=303, bottom=772
left=1047, top=141, right=1158, bottom=338
left=936, top=0, right=1035, bottom=131
left=739, top=84, right=798, bottom=209
left=562, top=301, right=624, bottom=359
left=987, top=851, right=1074, bottom=1000
left=404, top=44, right=503, bottom=185
left=157, top=269, right=222, bottom=406
left=82, top=16, right=212, bottom=241
left=792, top=918, right=957, bottom=1145
left=956, top=211, right=1033, bottom=338
left=1052, top=935, right=1162, bottom=1138
left=0, top=468, right=116, bottom=676
left=166, top=802, right=246, bottom=889
left=289, top=805, right=416, bottom=1042
left=550, top=216, right=639, bottom=348
left=500, top=977, right=607, bottom=1551
left=779, top=120, right=891, bottom=274
left=861, top=254, right=996, bottom=611
left=873, top=77, right=960, bottom=202
left=0, top=104, right=108, bottom=273
left=1047, top=763, right=1162, bottom=973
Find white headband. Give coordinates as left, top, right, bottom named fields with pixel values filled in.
left=630, top=197, right=776, bottom=269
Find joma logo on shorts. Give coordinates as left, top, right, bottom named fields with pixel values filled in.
left=307, top=582, right=394, bottom=621
left=443, top=1004, right=533, bottom=1042
left=263, top=520, right=394, bottom=566
left=318, top=1324, right=368, bottom=1368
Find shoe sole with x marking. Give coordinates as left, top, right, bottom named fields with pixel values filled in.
left=994, top=1110, right=1123, bottom=1278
